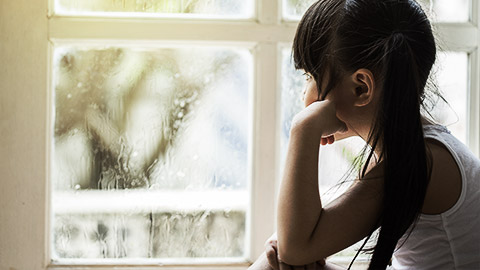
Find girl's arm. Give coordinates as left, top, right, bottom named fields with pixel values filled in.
left=247, top=251, right=346, bottom=270
left=277, top=101, right=383, bottom=266
left=248, top=252, right=272, bottom=270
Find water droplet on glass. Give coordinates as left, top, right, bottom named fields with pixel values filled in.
left=74, top=184, right=81, bottom=190
left=177, top=111, right=184, bottom=118
left=180, top=100, right=186, bottom=108
left=173, top=120, right=181, bottom=128
left=67, top=94, right=72, bottom=99
left=77, top=82, right=83, bottom=88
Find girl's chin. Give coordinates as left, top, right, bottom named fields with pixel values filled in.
left=334, top=131, right=355, bottom=141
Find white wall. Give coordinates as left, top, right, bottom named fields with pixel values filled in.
left=0, top=0, right=48, bottom=269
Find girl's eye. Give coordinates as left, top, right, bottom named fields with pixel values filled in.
left=303, top=72, right=313, bottom=81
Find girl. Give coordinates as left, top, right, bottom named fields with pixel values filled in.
left=249, top=0, right=480, bottom=269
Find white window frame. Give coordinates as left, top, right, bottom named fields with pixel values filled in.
left=0, top=0, right=478, bottom=270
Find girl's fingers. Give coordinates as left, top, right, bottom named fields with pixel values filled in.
left=320, top=137, right=328, bottom=145
left=265, top=246, right=279, bottom=270
left=279, top=261, right=294, bottom=270
left=321, top=135, right=335, bottom=145
left=265, top=239, right=278, bottom=248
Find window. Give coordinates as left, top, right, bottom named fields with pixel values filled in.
left=0, top=0, right=479, bottom=270
left=48, top=1, right=262, bottom=268
left=51, top=45, right=252, bottom=261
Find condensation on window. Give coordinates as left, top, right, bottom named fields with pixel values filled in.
left=51, top=45, right=252, bottom=260
left=54, top=0, right=254, bottom=18
left=283, top=0, right=470, bottom=22
left=54, top=211, right=245, bottom=259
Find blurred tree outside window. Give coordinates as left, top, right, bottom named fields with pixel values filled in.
left=52, top=46, right=252, bottom=259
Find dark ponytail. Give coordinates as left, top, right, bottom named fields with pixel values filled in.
left=293, top=1, right=437, bottom=269
left=368, top=32, right=429, bottom=269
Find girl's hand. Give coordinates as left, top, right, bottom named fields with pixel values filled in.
left=265, top=234, right=326, bottom=270
left=291, top=100, right=347, bottom=145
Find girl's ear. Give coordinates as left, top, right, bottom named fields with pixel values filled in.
left=351, top=69, right=375, bottom=107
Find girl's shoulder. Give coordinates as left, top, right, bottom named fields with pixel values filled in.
left=422, top=137, right=462, bottom=215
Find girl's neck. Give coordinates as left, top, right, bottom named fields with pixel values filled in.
left=366, top=116, right=432, bottom=162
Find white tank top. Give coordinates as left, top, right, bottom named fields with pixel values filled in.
left=391, top=124, right=480, bottom=269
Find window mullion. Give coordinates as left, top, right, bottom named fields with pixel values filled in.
left=250, top=42, right=279, bottom=260
left=471, top=0, right=478, bottom=27
left=471, top=0, right=480, bottom=157
left=469, top=49, right=480, bottom=157
left=48, top=17, right=296, bottom=43
left=435, top=23, right=478, bottom=51
left=257, top=0, right=279, bottom=25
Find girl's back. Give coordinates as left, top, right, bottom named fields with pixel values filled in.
left=392, top=124, right=480, bottom=269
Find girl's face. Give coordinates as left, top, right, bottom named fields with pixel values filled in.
left=301, top=71, right=362, bottom=141
left=302, top=72, right=321, bottom=107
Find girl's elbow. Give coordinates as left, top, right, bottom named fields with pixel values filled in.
left=278, top=244, right=311, bottom=266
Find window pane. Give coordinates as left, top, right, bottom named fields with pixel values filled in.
left=429, top=52, right=468, bottom=144
left=419, top=0, right=470, bottom=22
left=280, top=48, right=367, bottom=265
left=51, top=45, right=252, bottom=260
left=283, top=0, right=470, bottom=22
left=54, top=0, right=254, bottom=18
left=282, top=0, right=315, bottom=20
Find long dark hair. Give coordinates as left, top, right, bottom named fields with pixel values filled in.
left=293, top=0, right=436, bottom=269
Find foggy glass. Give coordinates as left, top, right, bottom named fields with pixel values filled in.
left=51, top=45, right=251, bottom=260
left=54, top=0, right=253, bottom=18
left=283, top=0, right=470, bottom=22
left=54, top=211, right=245, bottom=258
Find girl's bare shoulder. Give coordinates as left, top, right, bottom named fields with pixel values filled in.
left=422, top=138, right=462, bottom=215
